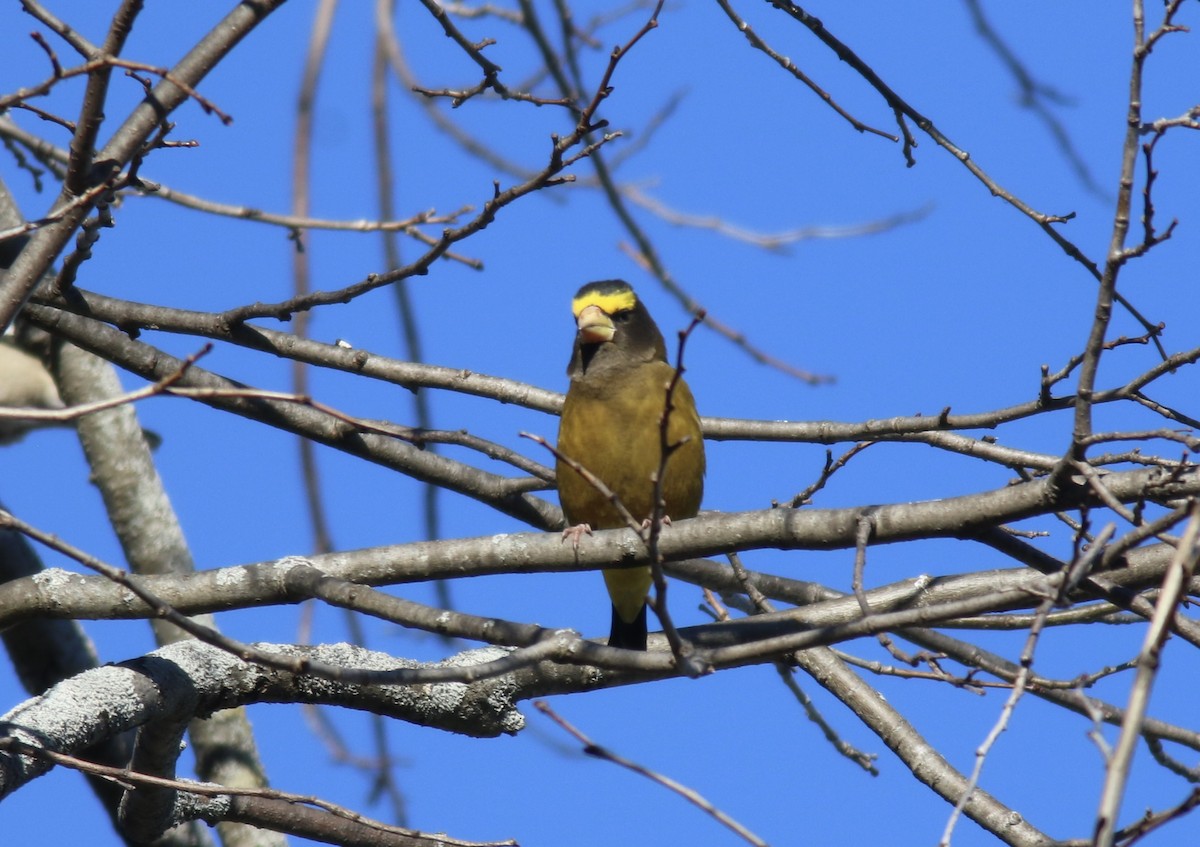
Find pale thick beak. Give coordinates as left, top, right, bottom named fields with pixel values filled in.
left=576, top=304, right=615, bottom=344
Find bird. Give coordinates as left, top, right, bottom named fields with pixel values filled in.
left=0, top=337, right=65, bottom=445
left=556, top=280, right=705, bottom=650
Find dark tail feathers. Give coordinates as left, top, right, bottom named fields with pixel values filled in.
left=608, top=603, right=648, bottom=651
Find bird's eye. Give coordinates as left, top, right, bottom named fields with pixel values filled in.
left=613, top=311, right=632, bottom=323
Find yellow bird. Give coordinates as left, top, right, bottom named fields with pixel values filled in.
left=556, top=280, right=705, bottom=650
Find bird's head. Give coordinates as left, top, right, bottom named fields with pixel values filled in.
left=568, top=280, right=667, bottom=377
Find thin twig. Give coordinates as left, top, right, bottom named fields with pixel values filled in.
left=647, top=311, right=708, bottom=675
left=534, top=701, right=771, bottom=847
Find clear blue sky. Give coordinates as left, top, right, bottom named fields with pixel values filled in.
left=2, top=2, right=1198, bottom=845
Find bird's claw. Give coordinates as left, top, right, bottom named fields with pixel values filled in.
left=562, top=523, right=593, bottom=549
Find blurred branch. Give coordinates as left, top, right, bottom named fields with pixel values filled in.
left=962, top=0, right=1110, bottom=202
left=290, top=0, right=338, bottom=559
left=624, top=187, right=931, bottom=252
left=374, top=0, right=448, bottom=617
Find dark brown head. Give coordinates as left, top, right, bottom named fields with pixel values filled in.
left=566, top=280, right=667, bottom=380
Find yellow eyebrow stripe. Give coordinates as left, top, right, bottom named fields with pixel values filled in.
left=572, top=288, right=636, bottom=317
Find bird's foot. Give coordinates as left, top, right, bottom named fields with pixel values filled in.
left=561, top=523, right=593, bottom=548
left=640, top=515, right=673, bottom=531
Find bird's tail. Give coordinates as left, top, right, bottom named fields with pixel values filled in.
left=608, top=603, right=648, bottom=651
